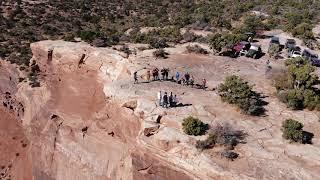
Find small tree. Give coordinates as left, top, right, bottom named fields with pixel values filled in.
left=281, top=119, right=303, bottom=143
left=287, top=89, right=304, bottom=110
left=274, top=57, right=319, bottom=111
left=218, top=75, right=265, bottom=116
left=208, top=33, right=247, bottom=53
left=182, top=116, right=208, bottom=136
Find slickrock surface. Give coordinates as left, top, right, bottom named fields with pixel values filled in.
left=1, top=40, right=320, bottom=179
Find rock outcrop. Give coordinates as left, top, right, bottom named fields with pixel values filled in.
left=1, top=40, right=320, bottom=180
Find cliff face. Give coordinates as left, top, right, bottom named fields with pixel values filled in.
left=2, top=41, right=194, bottom=180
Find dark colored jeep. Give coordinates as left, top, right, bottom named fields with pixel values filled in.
left=302, top=49, right=320, bottom=66
left=270, top=36, right=280, bottom=45
left=268, top=36, right=281, bottom=52
left=285, top=39, right=296, bottom=50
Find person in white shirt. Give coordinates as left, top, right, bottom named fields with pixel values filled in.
left=157, top=91, right=162, bottom=106
left=173, top=95, right=178, bottom=107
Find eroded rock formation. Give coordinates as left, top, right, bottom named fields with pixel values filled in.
left=1, top=40, right=320, bottom=180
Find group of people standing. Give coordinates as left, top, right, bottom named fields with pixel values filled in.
left=175, top=72, right=206, bottom=90
left=134, top=68, right=207, bottom=90
left=157, top=91, right=179, bottom=108
left=133, top=68, right=170, bottom=83
left=151, top=68, right=170, bottom=81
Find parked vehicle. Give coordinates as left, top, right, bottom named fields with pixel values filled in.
left=288, top=46, right=301, bottom=58
left=270, top=36, right=280, bottom=45
left=268, top=36, right=281, bottom=53
left=302, top=49, right=320, bottom=66
left=285, top=39, right=296, bottom=50
left=288, top=50, right=302, bottom=58
left=233, top=41, right=250, bottom=57
left=246, top=44, right=262, bottom=59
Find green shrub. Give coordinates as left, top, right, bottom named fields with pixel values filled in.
left=218, top=75, right=265, bottom=116
left=208, top=33, right=247, bottom=53
left=182, top=116, right=208, bottom=136
left=274, top=73, right=294, bottom=91
left=238, top=97, right=265, bottom=116
left=241, top=15, right=265, bottom=32
left=277, top=90, right=289, bottom=103
left=303, top=90, right=317, bottom=110
left=281, top=119, right=303, bottom=143
left=275, top=57, right=319, bottom=111
left=157, top=27, right=182, bottom=42
left=292, top=23, right=315, bottom=40
left=284, top=12, right=304, bottom=31
left=287, top=89, right=304, bottom=110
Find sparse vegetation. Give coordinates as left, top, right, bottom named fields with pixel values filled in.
left=1, top=0, right=320, bottom=68
left=182, top=116, right=208, bottom=136
left=218, top=75, right=266, bottom=116
left=275, top=57, right=320, bottom=110
left=183, top=31, right=199, bottom=42
left=221, top=150, right=239, bottom=161
left=281, top=119, right=313, bottom=144
left=149, top=38, right=169, bottom=49
left=208, top=33, right=247, bottom=53
left=186, top=45, right=208, bottom=54
left=196, top=123, right=246, bottom=151
left=196, top=134, right=216, bottom=150
left=268, top=43, right=280, bottom=58
left=153, top=49, right=169, bottom=59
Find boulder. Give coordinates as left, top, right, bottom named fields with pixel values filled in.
left=122, top=100, right=137, bottom=111
left=143, top=125, right=160, bottom=137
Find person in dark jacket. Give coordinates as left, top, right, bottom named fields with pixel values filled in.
left=162, top=92, right=168, bottom=108
left=185, top=72, right=190, bottom=85
left=169, top=92, right=173, bottom=107
left=165, top=68, right=169, bottom=80
left=161, top=68, right=166, bottom=80
left=134, top=71, right=138, bottom=84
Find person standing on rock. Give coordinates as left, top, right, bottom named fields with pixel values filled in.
left=185, top=72, right=190, bottom=85
left=157, top=91, right=163, bottom=106
left=152, top=68, right=157, bottom=81
left=155, top=68, right=160, bottom=80
left=202, top=78, right=207, bottom=90
left=163, top=92, right=168, bottom=108
left=161, top=68, right=166, bottom=80
left=165, top=68, right=169, bottom=80
left=175, top=71, right=180, bottom=82
left=169, top=92, right=173, bottom=107
left=146, top=70, right=151, bottom=82
left=173, top=95, right=178, bottom=106
left=134, top=71, right=138, bottom=84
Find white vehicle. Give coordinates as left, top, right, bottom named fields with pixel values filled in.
left=290, top=51, right=302, bottom=58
